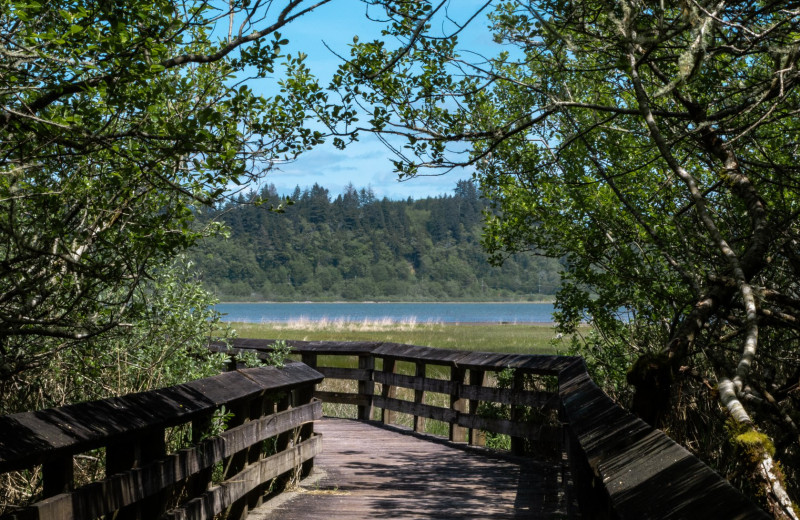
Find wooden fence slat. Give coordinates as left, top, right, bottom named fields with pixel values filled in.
left=317, top=367, right=372, bottom=381
left=210, top=339, right=381, bottom=356
left=373, top=396, right=457, bottom=424
left=26, top=402, right=322, bottom=520
left=557, top=358, right=770, bottom=519
left=165, top=435, right=322, bottom=520
left=0, top=364, right=323, bottom=473
left=460, top=385, right=556, bottom=409
left=373, top=343, right=471, bottom=365
left=371, top=371, right=555, bottom=408
left=313, top=391, right=370, bottom=407
left=373, top=371, right=454, bottom=394
left=454, top=414, right=548, bottom=440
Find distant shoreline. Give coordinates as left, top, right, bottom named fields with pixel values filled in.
left=217, top=300, right=557, bottom=305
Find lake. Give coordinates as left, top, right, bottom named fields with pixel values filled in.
left=214, top=302, right=557, bottom=324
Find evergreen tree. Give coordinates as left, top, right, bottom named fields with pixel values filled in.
left=189, top=181, right=562, bottom=302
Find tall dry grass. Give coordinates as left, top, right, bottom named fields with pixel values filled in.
left=227, top=320, right=576, bottom=355
left=266, top=316, right=442, bottom=332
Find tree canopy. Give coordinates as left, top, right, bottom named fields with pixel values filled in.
left=0, top=0, right=350, bottom=383
left=339, top=0, right=800, bottom=514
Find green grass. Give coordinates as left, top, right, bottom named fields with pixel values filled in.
left=226, top=320, right=581, bottom=355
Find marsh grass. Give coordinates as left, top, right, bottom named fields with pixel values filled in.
left=227, top=321, right=578, bottom=355
left=265, top=316, right=439, bottom=332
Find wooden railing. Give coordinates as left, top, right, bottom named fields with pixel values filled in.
left=0, top=362, right=323, bottom=520
left=217, top=339, right=771, bottom=520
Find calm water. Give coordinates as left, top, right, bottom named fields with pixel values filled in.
left=214, top=302, right=556, bottom=324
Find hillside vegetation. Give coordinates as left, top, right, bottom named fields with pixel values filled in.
left=190, top=180, right=562, bottom=301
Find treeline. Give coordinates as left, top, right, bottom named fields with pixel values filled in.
left=189, top=180, right=562, bottom=301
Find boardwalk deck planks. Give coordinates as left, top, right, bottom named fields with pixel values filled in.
left=250, top=418, right=567, bottom=520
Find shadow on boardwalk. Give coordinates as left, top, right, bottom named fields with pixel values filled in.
left=252, top=418, right=567, bottom=519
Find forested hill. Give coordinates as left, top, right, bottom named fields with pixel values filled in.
left=189, top=180, right=562, bottom=301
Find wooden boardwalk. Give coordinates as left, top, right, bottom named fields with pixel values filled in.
left=250, top=418, right=568, bottom=519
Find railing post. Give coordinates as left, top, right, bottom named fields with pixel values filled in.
left=413, top=361, right=426, bottom=433
left=299, top=353, right=317, bottom=474
left=381, top=358, right=397, bottom=425
left=358, top=354, right=375, bottom=421
left=224, top=397, right=259, bottom=520
left=244, top=394, right=274, bottom=513
left=301, top=352, right=318, bottom=370
left=449, top=366, right=468, bottom=442
left=274, top=393, right=293, bottom=492
left=187, top=411, right=215, bottom=498
left=468, top=369, right=487, bottom=446
left=295, top=383, right=315, bottom=478
left=106, top=428, right=167, bottom=520
left=42, top=455, right=73, bottom=498
left=511, top=371, right=525, bottom=455
left=138, top=430, right=168, bottom=519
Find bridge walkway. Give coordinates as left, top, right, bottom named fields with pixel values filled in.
left=251, top=417, right=569, bottom=519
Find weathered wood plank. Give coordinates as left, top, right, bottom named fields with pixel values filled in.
left=212, top=339, right=381, bottom=356
left=250, top=418, right=567, bottom=520
left=558, top=358, right=770, bottom=519
left=373, top=343, right=471, bottom=365
left=0, top=364, right=322, bottom=472
left=460, top=385, right=556, bottom=409
left=372, top=396, right=548, bottom=440
left=454, top=414, right=549, bottom=440
left=367, top=371, right=556, bottom=409
left=313, top=391, right=369, bottom=407
left=316, top=367, right=371, bottom=381
left=373, top=370, right=453, bottom=394
left=26, top=402, right=322, bottom=520
left=373, top=396, right=457, bottom=424
left=214, top=339, right=577, bottom=374
left=167, top=435, right=322, bottom=520
left=455, top=352, right=577, bottom=374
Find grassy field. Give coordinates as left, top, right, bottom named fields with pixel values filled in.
left=226, top=319, right=581, bottom=355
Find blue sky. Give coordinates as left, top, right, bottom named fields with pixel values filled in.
left=244, top=0, right=499, bottom=200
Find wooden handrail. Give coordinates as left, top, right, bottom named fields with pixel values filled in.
left=214, top=339, right=771, bottom=520
left=0, top=362, right=323, bottom=520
